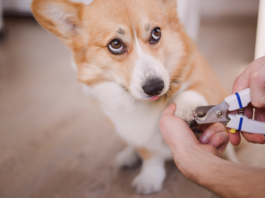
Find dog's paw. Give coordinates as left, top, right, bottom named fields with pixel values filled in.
left=174, top=103, right=199, bottom=122
left=132, top=170, right=165, bottom=195
left=116, top=146, right=139, bottom=168
left=132, top=159, right=165, bottom=195
left=174, top=90, right=208, bottom=122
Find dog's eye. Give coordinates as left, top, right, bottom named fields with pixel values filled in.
left=150, top=27, right=161, bottom=44
left=108, top=39, right=125, bottom=54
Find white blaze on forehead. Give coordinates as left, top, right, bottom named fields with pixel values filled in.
left=134, top=31, right=144, bottom=56
left=69, top=0, right=94, bottom=5
left=133, top=32, right=160, bottom=78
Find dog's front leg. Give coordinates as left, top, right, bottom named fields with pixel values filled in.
left=132, top=149, right=165, bottom=195
left=116, top=146, right=139, bottom=168
left=173, top=90, right=208, bottom=122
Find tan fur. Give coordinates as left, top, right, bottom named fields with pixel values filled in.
left=163, top=34, right=227, bottom=104
left=136, top=148, right=154, bottom=160
left=187, top=51, right=228, bottom=104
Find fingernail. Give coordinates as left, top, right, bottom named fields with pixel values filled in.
left=200, top=135, right=208, bottom=144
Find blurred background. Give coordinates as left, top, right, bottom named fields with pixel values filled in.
left=0, top=0, right=265, bottom=198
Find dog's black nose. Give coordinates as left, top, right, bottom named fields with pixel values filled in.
left=142, top=78, right=164, bottom=96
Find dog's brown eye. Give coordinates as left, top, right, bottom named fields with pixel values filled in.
left=111, top=40, right=121, bottom=49
left=150, top=27, right=161, bottom=44
left=153, top=28, right=161, bottom=37
left=108, top=39, right=125, bottom=54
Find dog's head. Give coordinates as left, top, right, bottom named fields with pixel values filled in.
left=32, top=0, right=189, bottom=101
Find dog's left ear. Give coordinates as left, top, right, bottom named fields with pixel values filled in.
left=31, top=0, right=84, bottom=46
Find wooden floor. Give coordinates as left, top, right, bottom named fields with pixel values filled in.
left=0, top=16, right=265, bottom=198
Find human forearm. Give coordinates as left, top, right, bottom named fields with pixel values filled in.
left=177, top=148, right=265, bottom=198
left=160, top=105, right=265, bottom=197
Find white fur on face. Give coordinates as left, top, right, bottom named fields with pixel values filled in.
left=129, top=33, right=170, bottom=100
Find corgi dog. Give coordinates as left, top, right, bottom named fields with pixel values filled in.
left=32, top=0, right=237, bottom=195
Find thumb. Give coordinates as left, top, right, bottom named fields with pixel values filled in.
left=160, top=105, right=198, bottom=149
left=162, top=103, right=176, bottom=117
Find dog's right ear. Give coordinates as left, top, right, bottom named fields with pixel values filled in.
left=31, top=0, right=83, bottom=46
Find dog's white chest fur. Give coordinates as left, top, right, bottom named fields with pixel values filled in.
left=89, top=82, right=167, bottom=147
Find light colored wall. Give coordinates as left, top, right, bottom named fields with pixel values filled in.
left=201, top=0, right=259, bottom=19
left=178, top=0, right=201, bottom=41
left=255, top=0, right=265, bottom=59
left=3, top=0, right=260, bottom=18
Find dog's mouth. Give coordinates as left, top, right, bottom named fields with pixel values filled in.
left=149, top=95, right=160, bottom=101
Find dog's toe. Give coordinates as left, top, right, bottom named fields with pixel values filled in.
left=132, top=173, right=163, bottom=195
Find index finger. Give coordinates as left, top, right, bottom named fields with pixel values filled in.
left=232, top=66, right=250, bottom=94
left=229, top=65, right=250, bottom=145
left=233, top=57, right=265, bottom=107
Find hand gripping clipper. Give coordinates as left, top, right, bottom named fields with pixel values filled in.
left=195, top=88, right=265, bottom=135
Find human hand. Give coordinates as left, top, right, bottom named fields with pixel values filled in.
left=159, top=103, right=229, bottom=177
left=229, top=56, right=265, bottom=146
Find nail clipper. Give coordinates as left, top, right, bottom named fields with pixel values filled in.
left=194, top=88, right=265, bottom=135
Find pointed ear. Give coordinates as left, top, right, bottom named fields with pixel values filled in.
left=31, top=0, right=84, bottom=45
